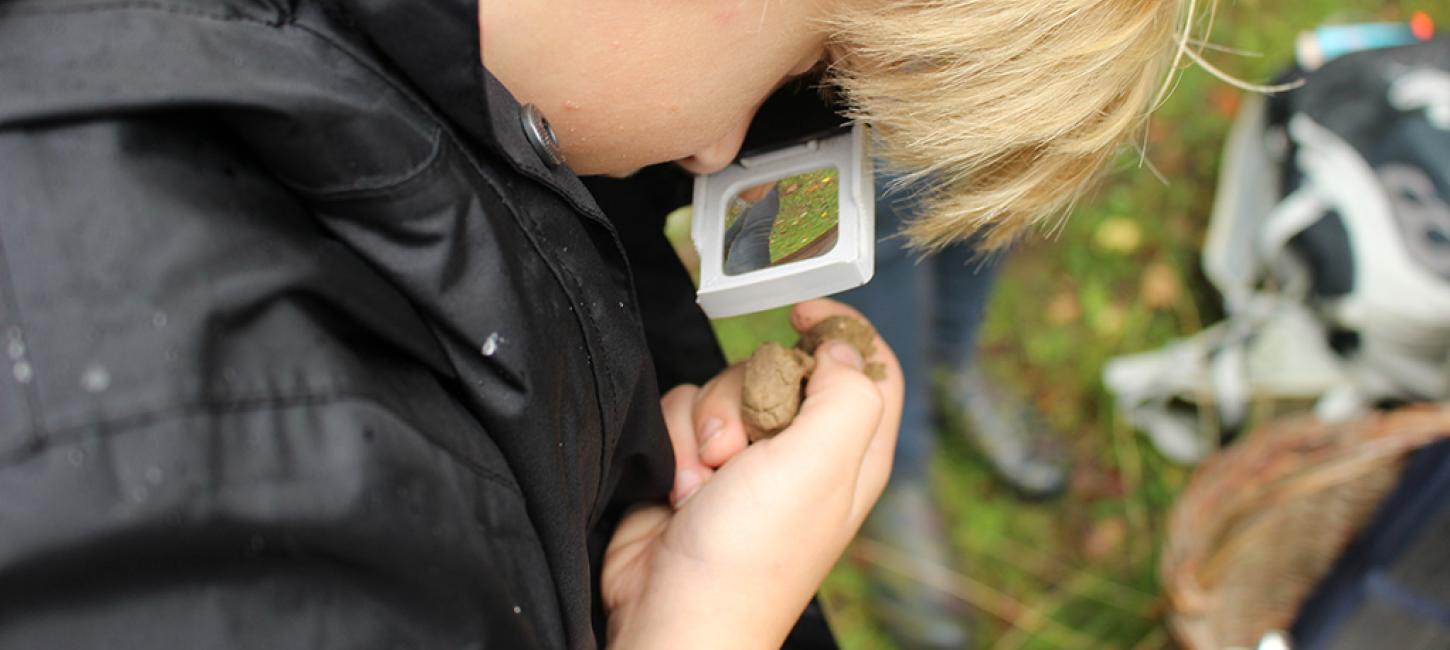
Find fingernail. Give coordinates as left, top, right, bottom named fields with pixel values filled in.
left=698, top=417, right=724, bottom=449
left=828, top=341, right=863, bottom=370
left=673, top=468, right=702, bottom=507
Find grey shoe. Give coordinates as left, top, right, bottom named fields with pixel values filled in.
left=859, top=478, right=972, bottom=650
left=935, top=364, right=1070, bottom=499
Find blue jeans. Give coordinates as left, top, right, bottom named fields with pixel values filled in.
left=836, top=176, right=1003, bottom=483
left=723, top=187, right=779, bottom=275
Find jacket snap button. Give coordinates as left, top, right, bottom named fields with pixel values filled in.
left=520, top=103, right=565, bottom=168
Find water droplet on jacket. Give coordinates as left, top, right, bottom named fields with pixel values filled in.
left=66, top=448, right=84, bottom=467
left=145, top=466, right=164, bottom=484
left=618, top=301, right=625, bottom=308
left=481, top=332, right=500, bottom=356
left=151, top=311, right=168, bottom=329
left=80, top=364, right=111, bottom=392
left=13, top=361, right=33, bottom=384
left=6, top=337, right=24, bottom=360
left=512, top=605, right=522, bottom=615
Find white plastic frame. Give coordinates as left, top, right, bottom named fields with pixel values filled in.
left=691, top=122, right=874, bottom=318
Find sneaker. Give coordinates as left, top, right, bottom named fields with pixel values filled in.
left=935, top=364, right=1070, bottom=499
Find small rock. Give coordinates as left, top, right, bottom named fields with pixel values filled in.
left=740, top=315, right=884, bottom=440
left=741, top=342, right=815, bottom=440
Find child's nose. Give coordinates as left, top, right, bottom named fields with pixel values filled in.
left=676, top=114, right=754, bottom=175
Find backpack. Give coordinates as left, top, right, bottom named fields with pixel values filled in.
left=1105, top=38, right=1450, bottom=463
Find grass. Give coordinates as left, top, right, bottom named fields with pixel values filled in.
left=682, top=3, right=1449, bottom=647
left=722, top=168, right=843, bottom=268
left=770, top=168, right=841, bottom=263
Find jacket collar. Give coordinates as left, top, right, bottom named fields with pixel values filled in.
left=327, top=0, right=493, bottom=146
left=326, top=0, right=613, bottom=224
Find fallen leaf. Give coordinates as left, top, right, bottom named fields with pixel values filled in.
left=1141, top=262, right=1181, bottom=310
left=1082, top=517, right=1128, bottom=560
left=1094, top=218, right=1142, bottom=255
left=1147, top=118, right=1170, bottom=145
left=1046, top=291, right=1081, bottom=326
left=1070, top=465, right=1126, bottom=501
left=1210, top=87, right=1241, bottom=119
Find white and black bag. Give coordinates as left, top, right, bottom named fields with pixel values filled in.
left=1105, top=38, right=1450, bottom=463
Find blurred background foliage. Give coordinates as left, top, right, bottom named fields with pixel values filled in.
left=680, top=2, right=1450, bottom=648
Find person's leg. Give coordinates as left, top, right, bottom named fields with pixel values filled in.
left=836, top=189, right=933, bottom=484
left=932, top=240, right=1002, bottom=369
left=836, top=178, right=971, bottom=650
left=932, top=241, right=1070, bottom=498
left=724, top=186, right=780, bottom=275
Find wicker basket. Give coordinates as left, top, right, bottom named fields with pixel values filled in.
left=1162, top=403, right=1450, bottom=649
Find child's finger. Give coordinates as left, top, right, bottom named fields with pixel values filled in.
left=690, top=364, right=751, bottom=468
left=771, top=341, right=887, bottom=491
left=787, top=299, right=904, bottom=518
left=660, top=384, right=714, bottom=507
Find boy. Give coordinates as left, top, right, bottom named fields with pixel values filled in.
left=0, top=0, right=1183, bottom=648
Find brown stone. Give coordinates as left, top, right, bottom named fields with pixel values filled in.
left=740, top=316, right=885, bottom=441
left=797, top=315, right=876, bottom=357
left=741, top=342, right=815, bottom=441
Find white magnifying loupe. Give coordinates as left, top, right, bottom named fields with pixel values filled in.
left=690, top=122, right=874, bottom=318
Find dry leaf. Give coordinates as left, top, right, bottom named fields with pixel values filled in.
left=1095, top=218, right=1143, bottom=255
left=1070, top=466, right=1126, bottom=501
left=1141, top=263, right=1182, bottom=310
left=1210, top=87, right=1241, bottom=119
left=1082, top=517, right=1128, bottom=560
left=1047, top=291, right=1082, bottom=326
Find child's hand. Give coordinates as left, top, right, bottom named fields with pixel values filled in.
left=601, top=299, right=903, bottom=648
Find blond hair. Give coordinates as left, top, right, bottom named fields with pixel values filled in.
left=823, top=0, right=1189, bottom=250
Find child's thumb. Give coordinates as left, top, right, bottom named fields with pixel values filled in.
left=820, top=339, right=863, bottom=371
left=782, top=341, right=883, bottom=469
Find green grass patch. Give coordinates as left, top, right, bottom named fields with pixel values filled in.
left=770, top=168, right=841, bottom=263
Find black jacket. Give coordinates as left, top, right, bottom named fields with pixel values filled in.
left=0, top=0, right=677, bottom=647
